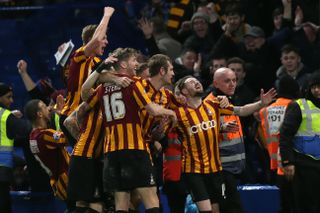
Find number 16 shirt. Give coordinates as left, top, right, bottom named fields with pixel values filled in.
left=88, top=74, right=152, bottom=153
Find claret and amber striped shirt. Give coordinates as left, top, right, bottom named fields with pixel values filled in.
left=175, top=99, right=234, bottom=174
left=88, top=75, right=153, bottom=153
left=29, top=128, right=70, bottom=200
left=139, top=79, right=180, bottom=137
left=61, top=46, right=100, bottom=116
left=72, top=103, right=104, bottom=159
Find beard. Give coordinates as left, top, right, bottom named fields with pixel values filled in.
left=194, top=91, right=205, bottom=97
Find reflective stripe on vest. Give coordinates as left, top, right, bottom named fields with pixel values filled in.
left=0, top=107, right=14, bottom=168
left=220, top=153, right=246, bottom=163
left=54, top=113, right=60, bottom=131
left=277, top=149, right=284, bottom=175
left=293, top=99, right=320, bottom=159
left=259, top=98, right=292, bottom=170
left=219, top=115, right=244, bottom=162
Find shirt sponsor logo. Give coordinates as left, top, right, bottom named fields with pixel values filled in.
left=189, top=120, right=216, bottom=134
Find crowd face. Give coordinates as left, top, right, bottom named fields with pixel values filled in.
left=244, top=36, right=265, bottom=51
left=96, top=35, right=108, bottom=56
left=192, top=17, right=208, bottom=38
left=311, top=84, right=320, bottom=99
left=273, top=14, right=283, bottom=30
left=210, top=59, right=227, bottom=75
left=181, top=51, right=197, bottom=70
left=0, top=91, right=13, bottom=109
left=162, top=62, right=175, bottom=86
left=281, top=51, right=300, bottom=72
left=226, top=14, right=243, bottom=32
left=214, top=69, right=236, bottom=96
left=228, top=63, right=245, bottom=85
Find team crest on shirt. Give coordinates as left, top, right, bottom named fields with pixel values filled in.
left=53, top=131, right=62, bottom=140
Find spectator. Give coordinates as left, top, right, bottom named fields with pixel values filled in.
left=275, top=44, right=310, bottom=92
left=259, top=75, right=300, bottom=213
left=212, top=25, right=281, bottom=94
left=279, top=72, right=320, bottom=213
left=203, top=55, right=227, bottom=93
left=183, top=11, right=222, bottom=67
left=138, top=17, right=182, bottom=60
left=205, top=68, right=277, bottom=213
left=173, top=48, right=201, bottom=83
left=222, top=3, right=251, bottom=43
left=0, top=83, right=29, bottom=213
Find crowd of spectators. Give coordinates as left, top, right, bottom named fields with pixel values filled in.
left=1, top=0, right=319, bottom=213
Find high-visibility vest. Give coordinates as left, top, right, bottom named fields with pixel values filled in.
left=219, top=115, right=245, bottom=174
left=293, top=99, right=320, bottom=160
left=205, top=92, right=245, bottom=174
left=54, top=113, right=60, bottom=131
left=259, top=98, right=292, bottom=175
left=0, top=107, right=14, bottom=168
left=163, top=130, right=182, bottom=182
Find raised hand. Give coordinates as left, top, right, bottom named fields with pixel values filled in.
left=55, top=94, right=65, bottom=114
left=138, top=18, right=153, bottom=39
left=260, top=88, right=277, bottom=106
left=104, top=7, right=115, bottom=17
left=294, top=5, right=304, bottom=27
left=17, top=60, right=28, bottom=74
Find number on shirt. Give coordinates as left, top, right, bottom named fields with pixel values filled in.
left=103, top=92, right=126, bottom=121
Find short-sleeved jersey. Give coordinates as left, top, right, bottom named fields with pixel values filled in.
left=175, top=99, right=234, bottom=174
left=72, top=103, right=104, bottom=158
left=61, top=46, right=100, bottom=116
left=88, top=74, right=152, bottom=153
left=29, top=128, right=70, bottom=200
left=139, top=79, right=180, bottom=137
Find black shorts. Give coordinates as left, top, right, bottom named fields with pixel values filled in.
left=103, top=150, right=156, bottom=192
left=183, top=172, right=226, bottom=204
left=67, top=156, right=103, bottom=202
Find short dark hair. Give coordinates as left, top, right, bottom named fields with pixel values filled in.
left=81, top=24, right=98, bottom=45
left=136, top=63, right=149, bottom=76
left=24, top=99, right=41, bottom=123
left=225, top=3, right=244, bottom=16
left=272, top=7, right=283, bottom=18
left=111, top=48, right=138, bottom=71
left=180, top=48, right=197, bottom=57
left=148, top=54, right=171, bottom=77
left=227, top=57, right=245, bottom=70
left=281, top=44, right=300, bottom=55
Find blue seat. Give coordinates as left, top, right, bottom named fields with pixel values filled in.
left=238, top=185, right=280, bottom=213
left=11, top=191, right=66, bottom=213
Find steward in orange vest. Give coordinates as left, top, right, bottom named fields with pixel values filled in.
left=259, top=98, right=292, bottom=176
